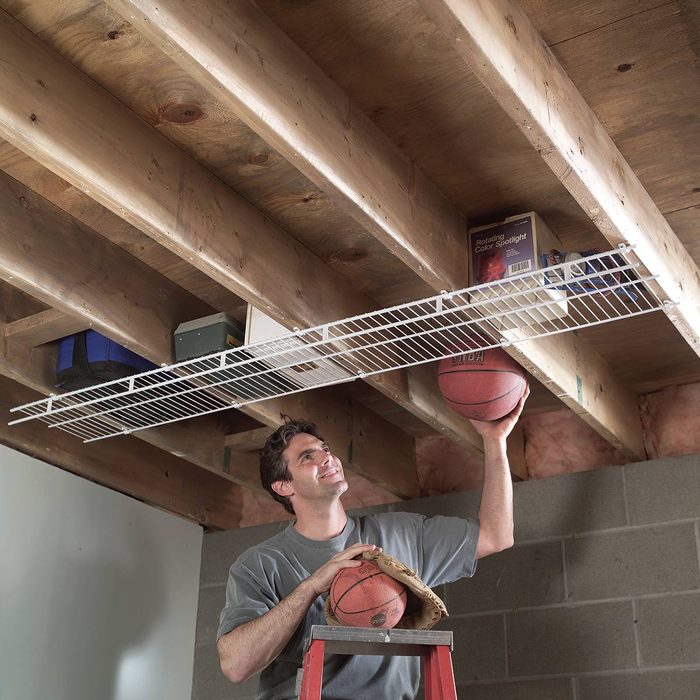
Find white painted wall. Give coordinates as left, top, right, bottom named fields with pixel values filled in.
left=0, top=444, right=203, bottom=700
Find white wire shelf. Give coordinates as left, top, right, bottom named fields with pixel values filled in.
left=9, top=246, right=675, bottom=442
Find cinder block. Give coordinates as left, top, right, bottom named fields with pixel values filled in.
left=192, top=643, right=259, bottom=700
left=200, top=521, right=287, bottom=586
left=196, top=585, right=226, bottom=647
left=507, top=601, right=637, bottom=675
left=578, top=670, right=700, bottom=700
left=445, top=541, right=564, bottom=614
left=565, top=523, right=700, bottom=600
left=624, top=454, right=700, bottom=524
left=513, top=467, right=626, bottom=541
left=638, top=592, right=700, bottom=666
left=435, top=614, right=506, bottom=681
left=398, top=489, right=481, bottom=519
left=456, top=678, right=573, bottom=699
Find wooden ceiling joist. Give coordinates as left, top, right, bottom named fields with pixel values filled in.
left=0, top=140, right=248, bottom=322
left=0, top=7, right=482, bottom=456
left=0, top=327, right=57, bottom=396
left=4, top=308, right=88, bottom=347
left=0, top=375, right=242, bottom=530
left=225, top=427, right=272, bottom=453
left=105, top=0, right=646, bottom=458
left=418, top=0, right=700, bottom=356
left=106, top=0, right=469, bottom=294
left=0, top=170, right=208, bottom=362
left=0, top=171, right=418, bottom=497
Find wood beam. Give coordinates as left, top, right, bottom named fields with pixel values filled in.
left=0, top=179, right=246, bottom=488
left=225, top=427, right=271, bottom=452
left=0, top=139, right=247, bottom=321
left=0, top=8, right=481, bottom=454
left=5, top=308, right=88, bottom=346
left=418, top=0, right=700, bottom=356
left=106, top=0, right=468, bottom=294
left=0, top=329, right=57, bottom=395
left=0, top=171, right=208, bottom=363
left=102, top=0, right=645, bottom=458
left=0, top=375, right=242, bottom=530
left=0, top=174, right=419, bottom=496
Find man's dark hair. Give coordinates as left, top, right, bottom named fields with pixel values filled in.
left=259, top=418, right=324, bottom=514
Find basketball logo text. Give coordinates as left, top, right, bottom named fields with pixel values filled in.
left=452, top=350, right=484, bottom=366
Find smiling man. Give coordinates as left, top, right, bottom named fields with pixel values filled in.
left=217, top=387, right=528, bottom=700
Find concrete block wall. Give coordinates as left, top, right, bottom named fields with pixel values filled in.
left=193, top=454, right=700, bottom=699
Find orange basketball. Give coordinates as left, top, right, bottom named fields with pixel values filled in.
left=329, top=560, right=407, bottom=628
left=438, top=347, right=526, bottom=421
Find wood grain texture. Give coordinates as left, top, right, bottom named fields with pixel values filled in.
left=0, top=170, right=209, bottom=362
left=113, top=0, right=650, bottom=456
left=419, top=0, right=700, bottom=356
left=0, top=7, right=483, bottom=453
left=4, top=308, right=89, bottom=346
left=0, top=328, right=57, bottom=394
left=0, top=0, right=423, bottom=308
left=0, top=139, right=248, bottom=320
left=0, top=7, right=367, bottom=330
left=107, top=0, right=470, bottom=293
left=0, top=0, right=696, bottom=516
left=0, top=172, right=420, bottom=496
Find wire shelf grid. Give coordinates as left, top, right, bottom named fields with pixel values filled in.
left=9, top=246, right=675, bottom=441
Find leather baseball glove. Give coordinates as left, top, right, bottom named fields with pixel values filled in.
left=324, top=550, right=448, bottom=630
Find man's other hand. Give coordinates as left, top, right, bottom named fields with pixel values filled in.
left=306, top=543, right=382, bottom=596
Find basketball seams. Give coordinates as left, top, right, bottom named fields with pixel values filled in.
left=437, top=347, right=526, bottom=421
left=334, top=588, right=407, bottom=616
left=437, top=368, right=524, bottom=377
left=442, top=379, right=525, bottom=407
left=329, top=567, right=408, bottom=627
left=330, top=570, right=385, bottom=613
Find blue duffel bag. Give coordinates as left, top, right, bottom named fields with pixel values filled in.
left=56, top=330, right=157, bottom=391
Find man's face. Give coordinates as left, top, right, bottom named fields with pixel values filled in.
left=276, top=432, right=348, bottom=505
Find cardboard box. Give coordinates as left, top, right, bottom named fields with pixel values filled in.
left=244, top=305, right=353, bottom=390
left=174, top=312, right=244, bottom=361
left=468, top=212, right=568, bottom=328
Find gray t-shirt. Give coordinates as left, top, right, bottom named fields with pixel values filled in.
left=218, top=511, right=479, bottom=700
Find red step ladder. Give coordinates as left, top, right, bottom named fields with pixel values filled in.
left=297, top=625, right=457, bottom=700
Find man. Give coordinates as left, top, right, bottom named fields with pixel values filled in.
left=217, top=386, right=529, bottom=699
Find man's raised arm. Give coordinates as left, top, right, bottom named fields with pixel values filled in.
left=471, top=386, right=529, bottom=559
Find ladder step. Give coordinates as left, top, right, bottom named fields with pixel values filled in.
left=298, top=625, right=456, bottom=700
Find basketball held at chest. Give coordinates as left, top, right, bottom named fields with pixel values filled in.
left=329, top=560, right=407, bottom=628
left=438, top=348, right=526, bottom=421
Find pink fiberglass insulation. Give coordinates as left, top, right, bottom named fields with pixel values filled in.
left=641, top=383, right=700, bottom=459
left=415, top=434, right=486, bottom=495
left=520, top=409, right=629, bottom=478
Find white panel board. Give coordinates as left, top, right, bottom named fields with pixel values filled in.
left=0, top=444, right=203, bottom=700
